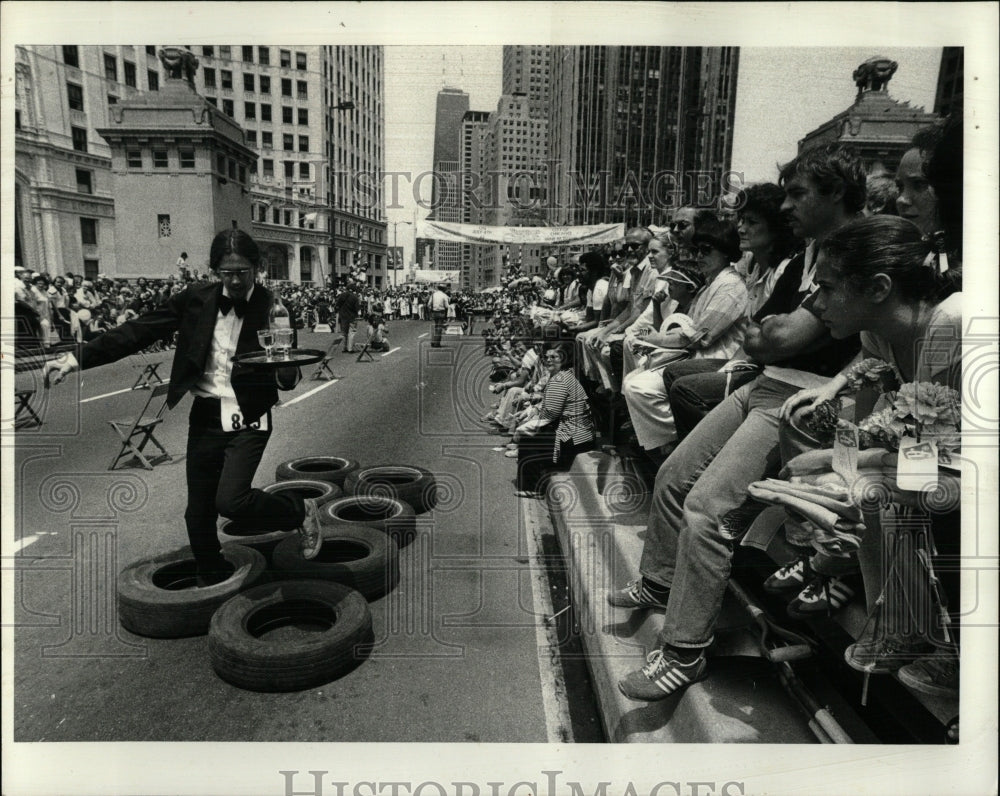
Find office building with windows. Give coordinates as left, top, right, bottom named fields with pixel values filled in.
left=13, top=44, right=385, bottom=286
left=429, top=87, right=470, bottom=274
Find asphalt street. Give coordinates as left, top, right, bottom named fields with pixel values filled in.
left=11, top=320, right=598, bottom=742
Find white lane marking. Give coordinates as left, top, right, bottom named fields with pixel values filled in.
left=80, top=380, right=170, bottom=403
left=382, top=346, right=401, bottom=357
left=280, top=378, right=340, bottom=407
left=418, top=333, right=429, bottom=339
left=523, top=495, right=575, bottom=743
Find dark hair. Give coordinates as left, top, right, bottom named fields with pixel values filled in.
left=921, top=116, right=963, bottom=261
left=734, top=182, right=800, bottom=261
left=778, top=143, right=868, bottom=214
left=208, top=229, right=261, bottom=272
left=579, top=250, right=609, bottom=276
left=865, top=174, right=899, bottom=216
left=691, top=217, right=741, bottom=261
left=819, top=215, right=961, bottom=303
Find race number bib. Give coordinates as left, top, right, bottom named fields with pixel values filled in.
left=220, top=394, right=269, bottom=433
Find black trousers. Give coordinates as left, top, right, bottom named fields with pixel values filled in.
left=663, top=358, right=758, bottom=441
left=430, top=310, right=447, bottom=347
left=517, top=431, right=595, bottom=492
left=185, top=398, right=304, bottom=575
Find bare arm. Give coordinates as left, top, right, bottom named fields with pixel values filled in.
left=743, top=306, right=827, bottom=364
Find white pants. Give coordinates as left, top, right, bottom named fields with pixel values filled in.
left=622, top=366, right=678, bottom=451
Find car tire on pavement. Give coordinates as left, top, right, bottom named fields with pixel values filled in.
left=321, top=496, right=417, bottom=545
left=344, top=465, right=437, bottom=514
left=208, top=579, right=373, bottom=692
left=217, top=520, right=295, bottom=561
left=263, top=478, right=342, bottom=506
left=271, top=522, right=399, bottom=600
left=118, top=544, right=267, bottom=638
left=276, top=456, right=359, bottom=488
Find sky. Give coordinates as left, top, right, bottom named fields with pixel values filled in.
left=384, top=45, right=942, bottom=264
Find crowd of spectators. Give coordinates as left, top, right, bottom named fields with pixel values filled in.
left=480, top=116, right=964, bottom=709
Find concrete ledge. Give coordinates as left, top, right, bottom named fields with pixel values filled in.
left=547, top=451, right=816, bottom=743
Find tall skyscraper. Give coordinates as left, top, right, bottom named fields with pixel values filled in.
left=502, top=45, right=550, bottom=119
left=430, top=87, right=470, bottom=274
left=459, top=110, right=491, bottom=290
left=13, top=44, right=385, bottom=286
left=934, top=47, right=963, bottom=118
left=548, top=46, right=739, bottom=228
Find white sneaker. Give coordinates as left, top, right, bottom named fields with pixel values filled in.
left=298, top=498, right=323, bottom=559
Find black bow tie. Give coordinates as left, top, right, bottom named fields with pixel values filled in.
left=217, top=294, right=248, bottom=318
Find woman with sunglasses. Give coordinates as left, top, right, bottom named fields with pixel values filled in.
left=621, top=220, right=748, bottom=454
left=515, top=343, right=595, bottom=497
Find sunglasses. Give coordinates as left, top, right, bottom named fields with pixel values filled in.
left=693, top=243, right=720, bottom=256
left=622, top=241, right=645, bottom=253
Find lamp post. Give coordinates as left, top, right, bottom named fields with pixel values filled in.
left=390, top=220, right=413, bottom=288
left=329, top=100, right=356, bottom=287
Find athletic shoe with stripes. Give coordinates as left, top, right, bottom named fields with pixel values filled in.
left=617, top=650, right=707, bottom=701
left=762, top=555, right=812, bottom=594
left=786, top=575, right=855, bottom=618
left=606, top=578, right=669, bottom=609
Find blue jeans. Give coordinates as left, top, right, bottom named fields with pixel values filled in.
left=638, top=375, right=816, bottom=649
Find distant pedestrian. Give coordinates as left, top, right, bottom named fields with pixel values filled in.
left=334, top=282, right=361, bottom=352
left=427, top=283, right=450, bottom=348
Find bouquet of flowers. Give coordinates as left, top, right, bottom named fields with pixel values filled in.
left=858, top=381, right=961, bottom=460
left=844, top=357, right=900, bottom=393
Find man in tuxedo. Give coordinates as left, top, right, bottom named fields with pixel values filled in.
left=45, top=229, right=323, bottom=584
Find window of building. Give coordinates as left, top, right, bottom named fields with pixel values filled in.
left=282, top=106, right=293, bottom=124
left=145, top=45, right=156, bottom=56
left=272, top=207, right=280, bottom=224
left=284, top=209, right=292, bottom=226
left=71, top=126, right=88, bottom=152
left=80, top=218, right=97, bottom=245
left=217, top=153, right=226, bottom=174
left=262, top=131, right=273, bottom=148
left=299, top=162, right=310, bottom=179
left=221, top=69, right=232, bottom=90
left=262, top=158, right=274, bottom=178
left=153, top=149, right=168, bottom=168
left=219, top=46, right=231, bottom=60
left=203, top=67, right=216, bottom=88
left=83, top=259, right=100, bottom=280
left=282, top=133, right=294, bottom=151
left=222, top=99, right=234, bottom=117
left=202, top=46, right=214, bottom=57
left=244, top=101, right=256, bottom=120
left=284, top=161, right=294, bottom=180
left=63, top=45, right=79, bottom=67
left=126, top=149, right=142, bottom=168
left=124, top=61, right=136, bottom=87
left=296, top=52, right=306, bottom=70
left=66, top=82, right=84, bottom=111
left=206, top=96, right=217, bottom=107
left=260, top=75, right=271, bottom=94
left=148, top=70, right=159, bottom=90
left=280, top=49, right=291, bottom=68
left=157, top=214, right=171, bottom=238
left=298, top=135, right=309, bottom=152
left=179, top=148, right=195, bottom=168
left=258, top=46, right=270, bottom=65
left=108, top=94, right=118, bottom=105
left=261, top=103, right=271, bottom=121
left=228, top=158, right=236, bottom=179
left=246, top=130, right=257, bottom=147
left=297, top=80, right=307, bottom=99
left=238, top=165, right=246, bottom=184
left=243, top=73, right=255, bottom=92
left=104, top=53, right=117, bottom=81
left=298, top=108, right=308, bottom=125
left=242, top=46, right=253, bottom=63
left=281, top=78, right=292, bottom=97
left=76, top=169, right=93, bottom=194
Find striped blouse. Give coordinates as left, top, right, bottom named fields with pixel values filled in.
left=538, top=369, right=595, bottom=461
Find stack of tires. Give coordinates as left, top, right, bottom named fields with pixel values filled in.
left=116, top=455, right=438, bottom=693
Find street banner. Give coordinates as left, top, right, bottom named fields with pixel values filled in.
left=416, top=220, right=625, bottom=245
left=410, top=269, right=460, bottom=284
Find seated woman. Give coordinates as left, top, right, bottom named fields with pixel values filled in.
left=515, top=343, right=596, bottom=497
left=366, top=313, right=390, bottom=352
left=621, top=219, right=748, bottom=454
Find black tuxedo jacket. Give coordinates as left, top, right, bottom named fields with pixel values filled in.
left=80, top=282, right=291, bottom=423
